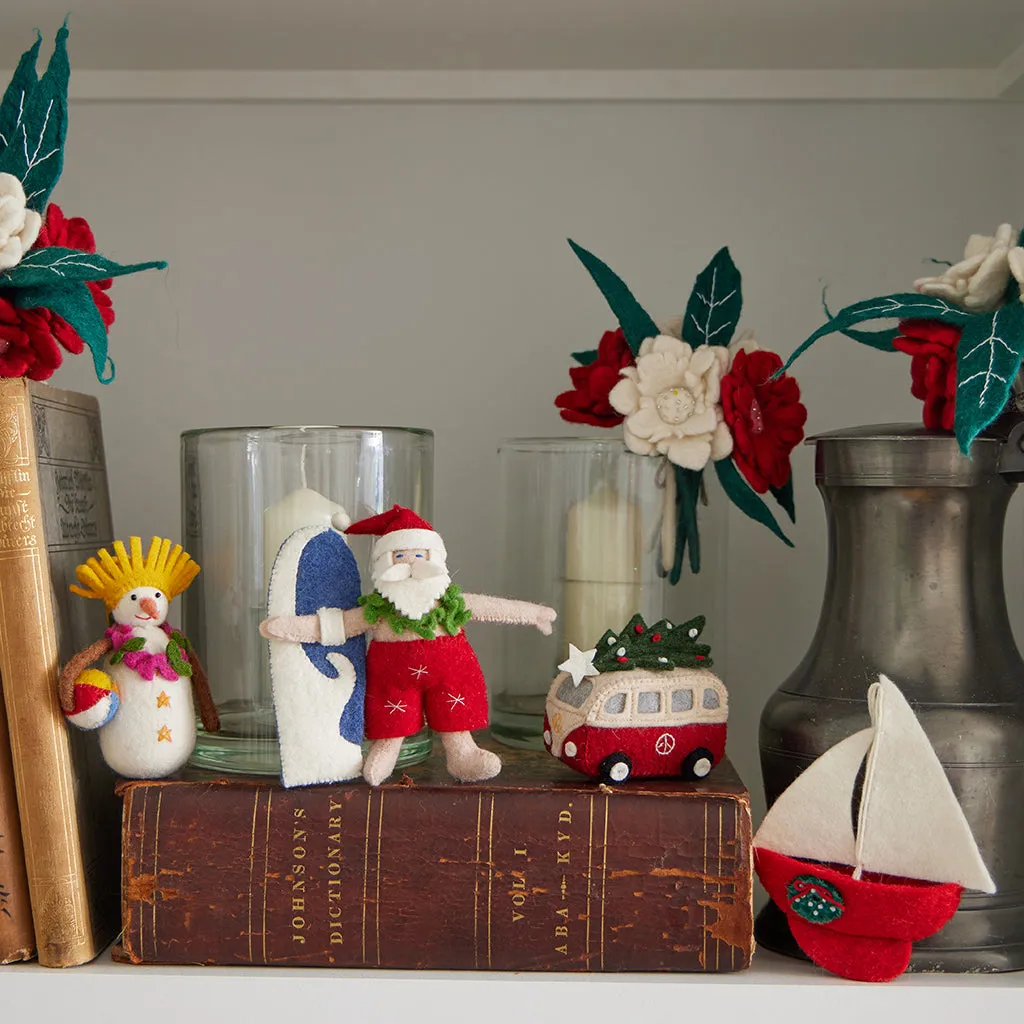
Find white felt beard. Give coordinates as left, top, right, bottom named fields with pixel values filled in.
left=374, top=558, right=451, bottom=620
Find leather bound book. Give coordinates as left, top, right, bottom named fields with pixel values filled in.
left=118, top=746, right=752, bottom=971
left=0, top=379, right=120, bottom=967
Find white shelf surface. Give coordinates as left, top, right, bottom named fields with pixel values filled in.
left=3, top=948, right=1022, bottom=1024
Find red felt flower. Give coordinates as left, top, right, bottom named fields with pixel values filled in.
left=34, top=204, right=115, bottom=329
left=0, top=296, right=84, bottom=381
left=555, top=328, right=635, bottom=427
left=721, top=348, right=807, bottom=493
left=891, top=319, right=961, bottom=432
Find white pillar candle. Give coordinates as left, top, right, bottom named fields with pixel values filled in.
left=263, top=488, right=346, bottom=593
left=563, top=483, right=642, bottom=651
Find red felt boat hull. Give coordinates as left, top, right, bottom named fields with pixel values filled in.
left=755, top=847, right=963, bottom=982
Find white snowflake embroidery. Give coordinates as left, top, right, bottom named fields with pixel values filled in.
left=384, top=700, right=408, bottom=716
left=445, top=692, right=466, bottom=709
left=409, top=665, right=428, bottom=679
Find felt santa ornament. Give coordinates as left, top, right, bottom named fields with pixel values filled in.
left=261, top=505, right=556, bottom=786
left=59, top=537, right=220, bottom=778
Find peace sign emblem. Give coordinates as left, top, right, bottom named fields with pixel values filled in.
left=655, top=733, right=676, bottom=755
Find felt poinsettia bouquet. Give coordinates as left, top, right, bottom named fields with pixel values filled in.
left=783, top=223, right=1024, bottom=453
left=556, top=241, right=807, bottom=580
left=0, top=26, right=165, bottom=383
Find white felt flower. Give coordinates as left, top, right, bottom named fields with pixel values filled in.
left=0, top=173, right=42, bottom=272
left=914, top=224, right=1022, bottom=312
left=609, top=335, right=733, bottom=471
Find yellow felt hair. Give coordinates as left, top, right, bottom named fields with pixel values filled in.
left=70, top=537, right=200, bottom=610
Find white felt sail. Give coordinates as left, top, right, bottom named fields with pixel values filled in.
left=754, top=675, right=995, bottom=894
left=754, top=728, right=872, bottom=867
left=854, top=676, right=995, bottom=892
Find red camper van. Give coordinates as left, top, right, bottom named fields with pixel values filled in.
left=543, top=667, right=728, bottom=784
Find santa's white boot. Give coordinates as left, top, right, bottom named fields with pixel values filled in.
left=441, top=731, right=502, bottom=782
left=363, top=737, right=404, bottom=786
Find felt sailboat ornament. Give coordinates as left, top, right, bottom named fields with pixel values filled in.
left=754, top=674, right=995, bottom=983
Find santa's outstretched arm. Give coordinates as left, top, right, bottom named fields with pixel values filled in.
left=462, top=594, right=556, bottom=634
left=260, top=606, right=371, bottom=644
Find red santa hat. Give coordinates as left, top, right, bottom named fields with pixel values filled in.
left=338, top=505, right=446, bottom=562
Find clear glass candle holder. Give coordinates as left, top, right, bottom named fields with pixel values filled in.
left=181, top=425, right=434, bottom=774
left=491, top=437, right=726, bottom=749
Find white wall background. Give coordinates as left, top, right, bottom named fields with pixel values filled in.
left=49, top=98, right=1024, bottom=814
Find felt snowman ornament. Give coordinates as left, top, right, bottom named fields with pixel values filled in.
left=59, top=537, right=220, bottom=778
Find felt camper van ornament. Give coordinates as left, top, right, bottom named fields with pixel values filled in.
left=754, top=674, right=996, bottom=983
left=544, top=613, right=727, bottom=784
left=59, top=537, right=219, bottom=778
left=261, top=505, right=557, bottom=787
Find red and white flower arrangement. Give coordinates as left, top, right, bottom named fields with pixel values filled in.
left=555, top=241, right=807, bottom=580
left=0, top=26, right=165, bottom=383
left=783, top=222, right=1024, bottom=453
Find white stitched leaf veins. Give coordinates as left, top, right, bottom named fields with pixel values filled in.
left=0, top=249, right=109, bottom=283
left=688, top=265, right=739, bottom=346
left=958, top=308, right=1016, bottom=403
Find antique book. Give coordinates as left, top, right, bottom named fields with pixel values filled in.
left=0, top=689, right=34, bottom=963
left=118, top=746, right=752, bottom=971
left=0, top=378, right=120, bottom=967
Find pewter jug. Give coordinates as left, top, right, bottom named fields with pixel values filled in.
left=758, top=424, right=1024, bottom=972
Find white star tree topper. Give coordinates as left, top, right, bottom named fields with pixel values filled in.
left=559, top=644, right=598, bottom=687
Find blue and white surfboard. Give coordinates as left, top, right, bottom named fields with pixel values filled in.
left=267, top=523, right=367, bottom=787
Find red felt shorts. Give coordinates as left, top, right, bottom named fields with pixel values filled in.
left=363, top=632, right=489, bottom=739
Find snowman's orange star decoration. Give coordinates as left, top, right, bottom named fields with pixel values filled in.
left=157, top=725, right=172, bottom=743
left=156, top=691, right=171, bottom=708
left=559, top=644, right=598, bottom=686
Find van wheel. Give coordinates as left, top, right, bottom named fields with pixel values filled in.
left=682, top=747, right=714, bottom=780
left=599, top=753, right=632, bottom=785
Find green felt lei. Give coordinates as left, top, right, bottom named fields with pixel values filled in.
left=358, top=584, right=472, bottom=639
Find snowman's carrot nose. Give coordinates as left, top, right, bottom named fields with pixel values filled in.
left=139, top=596, right=160, bottom=618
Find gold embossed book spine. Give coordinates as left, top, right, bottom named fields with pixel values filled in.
left=117, top=750, right=753, bottom=971
left=0, top=379, right=119, bottom=967
left=0, top=687, right=34, bottom=962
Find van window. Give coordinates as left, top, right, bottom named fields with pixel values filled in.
left=672, top=688, right=694, bottom=712
left=637, top=691, right=661, bottom=713
left=557, top=677, right=593, bottom=709
left=604, top=693, right=627, bottom=715
left=703, top=688, right=720, bottom=710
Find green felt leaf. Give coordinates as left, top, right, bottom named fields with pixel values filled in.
left=0, top=247, right=167, bottom=289
left=682, top=247, right=743, bottom=348
left=0, top=32, right=41, bottom=161
left=824, top=293, right=900, bottom=350
left=954, top=304, right=1024, bottom=454
left=166, top=638, right=193, bottom=677
left=782, top=292, right=973, bottom=374
left=0, top=24, right=70, bottom=210
left=571, top=348, right=597, bottom=365
left=715, top=458, right=793, bottom=547
left=14, top=281, right=116, bottom=382
left=110, top=636, right=145, bottom=664
left=769, top=474, right=796, bottom=523
left=669, top=466, right=702, bottom=582
left=568, top=239, right=659, bottom=355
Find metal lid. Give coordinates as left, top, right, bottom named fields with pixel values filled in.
left=809, top=423, right=1006, bottom=487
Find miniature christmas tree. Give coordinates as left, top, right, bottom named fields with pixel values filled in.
left=591, top=613, right=712, bottom=673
